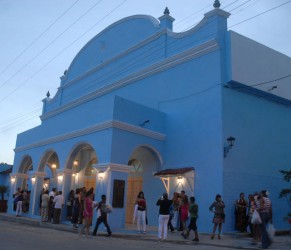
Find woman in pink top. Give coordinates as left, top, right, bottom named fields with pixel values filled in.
left=79, top=191, right=94, bottom=238
left=180, top=195, right=189, bottom=238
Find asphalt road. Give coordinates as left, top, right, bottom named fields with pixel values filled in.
left=0, top=220, right=237, bottom=250
left=1, top=220, right=291, bottom=250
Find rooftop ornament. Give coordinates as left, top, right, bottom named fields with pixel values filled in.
left=213, top=0, right=221, bottom=8
left=46, top=91, right=50, bottom=98
left=164, top=7, right=170, bottom=15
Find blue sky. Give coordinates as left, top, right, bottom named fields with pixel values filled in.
left=0, top=0, right=291, bottom=164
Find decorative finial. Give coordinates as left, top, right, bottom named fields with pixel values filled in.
left=213, top=0, right=221, bottom=8
left=164, top=7, right=170, bottom=15
left=46, top=91, right=50, bottom=98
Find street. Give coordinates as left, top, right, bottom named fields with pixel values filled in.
left=0, top=220, right=290, bottom=250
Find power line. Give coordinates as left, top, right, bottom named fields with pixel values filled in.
left=0, top=0, right=103, bottom=90
left=229, top=0, right=291, bottom=28
left=251, top=74, right=291, bottom=87
left=0, top=0, right=289, bottom=132
left=0, top=0, right=80, bottom=87
left=0, top=0, right=127, bottom=105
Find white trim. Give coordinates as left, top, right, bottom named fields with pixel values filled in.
left=14, top=120, right=166, bottom=153
left=93, top=163, right=134, bottom=173
left=10, top=173, right=28, bottom=179
left=41, top=40, right=219, bottom=120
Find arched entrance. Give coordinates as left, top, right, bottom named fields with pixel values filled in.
left=66, top=143, right=97, bottom=192
left=18, top=155, right=33, bottom=191
left=125, top=145, right=163, bottom=224
left=38, top=150, right=60, bottom=191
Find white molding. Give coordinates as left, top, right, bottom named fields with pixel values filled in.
left=14, top=120, right=166, bottom=153
left=93, top=163, right=134, bottom=173
left=10, top=173, right=28, bottom=179
left=41, top=40, right=219, bottom=120
left=28, top=171, right=46, bottom=178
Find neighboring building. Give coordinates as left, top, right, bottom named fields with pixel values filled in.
left=8, top=1, right=291, bottom=232
left=0, top=163, right=12, bottom=200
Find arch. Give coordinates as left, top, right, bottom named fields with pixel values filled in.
left=18, top=155, right=33, bottom=173
left=65, top=141, right=98, bottom=191
left=37, top=149, right=60, bottom=173
left=128, top=144, right=163, bottom=169
left=64, top=141, right=98, bottom=170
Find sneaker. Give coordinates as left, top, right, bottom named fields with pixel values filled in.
left=92, top=233, right=96, bottom=236
left=106, top=234, right=112, bottom=237
left=143, top=231, right=146, bottom=234
left=137, top=231, right=141, bottom=234
left=192, top=238, right=199, bottom=242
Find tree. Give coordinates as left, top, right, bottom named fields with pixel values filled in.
left=279, top=170, right=291, bottom=223
left=0, top=185, right=8, bottom=201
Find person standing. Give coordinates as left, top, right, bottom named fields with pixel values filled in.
left=135, top=191, right=147, bottom=234
left=15, top=190, right=24, bottom=217
left=185, top=196, right=199, bottom=241
left=257, top=190, right=272, bottom=249
left=235, top=192, right=248, bottom=232
left=171, top=192, right=180, bottom=230
left=209, top=194, right=225, bottom=240
left=41, top=190, right=50, bottom=222
left=66, top=190, right=74, bottom=220
left=180, top=194, right=189, bottom=239
left=71, top=188, right=81, bottom=229
left=92, top=194, right=112, bottom=237
left=53, top=191, right=64, bottom=224
left=156, top=193, right=172, bottom=240
left=79, top=191, right=94, bottom=238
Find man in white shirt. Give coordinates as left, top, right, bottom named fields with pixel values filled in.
left=53, top=191, right=64, bottom=224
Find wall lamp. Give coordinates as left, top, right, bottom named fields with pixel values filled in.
left=98, top=171, right=105, bottom=180
left=31, top=176, right=36, bottom=183
left=11, top=176, right=16, bottom=183
left=224, top=136, right=236, bottom=158
left=57, top=174, right=63, bottom=182
left=73, top=160, right=79, bottom=167
left=140, top=120, right=150, bottom=127
left=177, top=176, right=184, bottom=185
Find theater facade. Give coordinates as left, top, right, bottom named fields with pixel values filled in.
left=8, top=1, right=291, bottom=232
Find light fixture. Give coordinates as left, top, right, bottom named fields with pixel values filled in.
left=57, top=174, right=63, bottom=182
left=140, top=120, right=150, bottom=127
left=98, top=171, right=105, bottom=180
left=31, top=176, right=36, bottom=183
left=11, top=176, right=15, bottom=183
left=224, top=136, right=236, bottom=158
left=177, top=176, right=184, bottom=185
left=51, top=163, right=57, bottom=169
left=73, top=160, right=78, bottom=167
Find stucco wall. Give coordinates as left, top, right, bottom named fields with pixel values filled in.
left=222, top=86, right=291, bottom=231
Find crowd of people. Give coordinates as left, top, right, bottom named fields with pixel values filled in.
left=234, top=190, right=273, bottom=249
left=12, top=186, right=30, bottom=216
left=14, top=186, right=273, bottom=249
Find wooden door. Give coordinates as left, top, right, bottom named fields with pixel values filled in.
left=125, top=177, right=143, bottom=223
left=84, top=177, right=96, bottom=192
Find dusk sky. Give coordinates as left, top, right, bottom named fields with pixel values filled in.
left=1, top=0, right=291, bottom=164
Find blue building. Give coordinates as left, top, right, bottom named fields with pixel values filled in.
left=8, top=2, right=291, bottom=232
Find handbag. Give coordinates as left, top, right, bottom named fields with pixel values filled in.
left=267, top=223, right=275, bottom=239
left=251, top=209, right=262, bottom=224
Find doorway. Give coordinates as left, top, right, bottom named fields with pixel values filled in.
left=125, top=176, right=142, bottom=223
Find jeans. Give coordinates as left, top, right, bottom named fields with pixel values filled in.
left=137, top=210, right=146, bottom=232
left=259, top=212, right=271, bottom=249
left=158, top=214, right=169, bottom=239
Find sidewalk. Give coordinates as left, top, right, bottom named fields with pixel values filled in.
left=1, top=213, right=290, bottom=249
